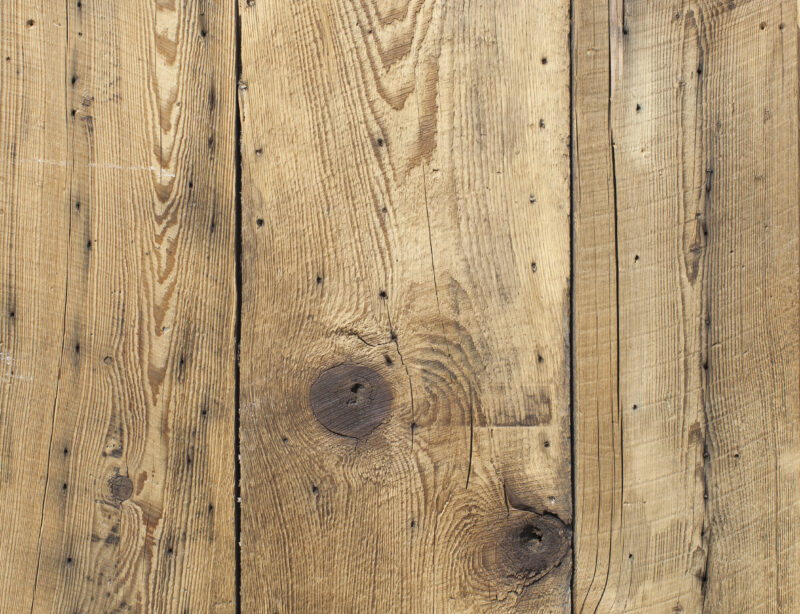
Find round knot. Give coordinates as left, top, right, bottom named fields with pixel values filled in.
left=109, top=473, right=133, bottom=502
left=309, top=363, right=392, bottom=439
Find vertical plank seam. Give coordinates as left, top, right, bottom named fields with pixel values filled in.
left=568, top=0, right=577, bottom=611
left=233, top=0, right=243, bottom=611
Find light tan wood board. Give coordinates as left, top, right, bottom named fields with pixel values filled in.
left=572, top=0, right=800, bottom=612
left=0, top=1, right=237, bottom=611
left=3, top=0, right=799, bottom=611
left=571, top=0, right=624, bottom=610
left=239, top=0, right=572, bottom=611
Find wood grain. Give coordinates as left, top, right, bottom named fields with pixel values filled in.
left=571, top=0, right=625, bottom=610
left=239, top=0, right=572, bottom=611
left=572, top=0, right=800, bottom=611
left=3, top=0, right=800, bottom=611
left=0, top=1, right=237, bottom=611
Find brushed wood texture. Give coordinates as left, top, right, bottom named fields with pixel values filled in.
left=0, top=1, right=237, bottom=611
left=239, top=0, right=572, bottom=611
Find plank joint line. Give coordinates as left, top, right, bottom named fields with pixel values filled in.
left=234, top=0, right=244, bottom=612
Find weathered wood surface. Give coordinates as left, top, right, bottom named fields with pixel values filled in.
left=572, top=0, right=800, bottom=612
left=571, top=0, right=624, bottom=610
left=238, top=0, right=572, bottom=611
left=0, top=1, right=237, bottom=611
left=1, top=0, right=799, bottom=612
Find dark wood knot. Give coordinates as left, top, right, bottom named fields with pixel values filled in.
left=309, top=363, right=392, bottom=439
left=484, top=510, right=571, bottom=590
left=109, top=473, right=133, bottom=502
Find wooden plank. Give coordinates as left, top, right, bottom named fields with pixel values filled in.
left=239, top=0, right=572, bottom=611
left=0, top=1, right=237, bottom=611
left=571, top=0, right=625, bottom=610
left=0, top=2, right=70, bottom=609
left=572, top=0, right=800, bottom=611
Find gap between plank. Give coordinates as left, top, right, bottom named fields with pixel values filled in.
left=233, top=0, right=244, bottom=612
left=568, top=0, right=577, bottom=608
